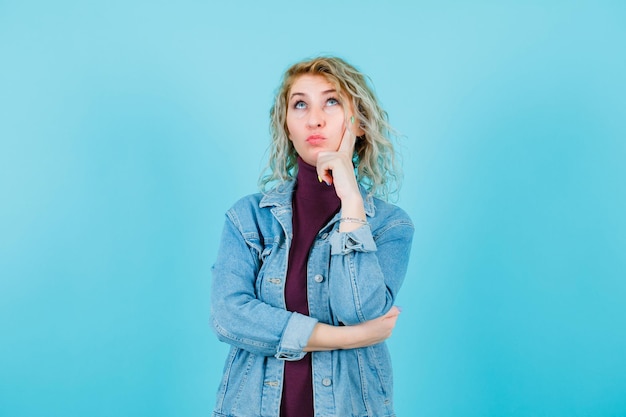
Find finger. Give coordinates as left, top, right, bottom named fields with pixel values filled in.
left=316, top=152, right=334, bottom=186
left=337, top=114, right=356, bottom=155
left=317, top=170, right=333, bottom=186
left=383, top=306, right=401, bottom=319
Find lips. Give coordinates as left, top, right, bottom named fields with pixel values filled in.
left=306, top=134, right=326, bottom=145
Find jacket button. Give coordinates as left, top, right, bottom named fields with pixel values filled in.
left=314, top=274, right=324, bottom=283
left=322, top=378, right=332, bottom=386
left=321, top=232, right=329, bottom=239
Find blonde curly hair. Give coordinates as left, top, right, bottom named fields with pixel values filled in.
left=260, top=56, right=402, bottom=200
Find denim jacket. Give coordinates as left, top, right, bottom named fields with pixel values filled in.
left=210, top=180, right=414, bottom=417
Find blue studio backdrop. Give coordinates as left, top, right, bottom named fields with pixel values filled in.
left=1, top=1, right=625, bottom=416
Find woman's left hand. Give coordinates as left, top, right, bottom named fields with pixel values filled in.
left=316, top=116, right=367, bottom=232
left=316, top=118, right=361, bottom=202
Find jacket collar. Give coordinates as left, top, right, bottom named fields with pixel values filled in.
left=259, top=180, right=376, bottom=217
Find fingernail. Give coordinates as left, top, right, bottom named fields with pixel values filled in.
left=318, top=176, right=323, bottom=183
left=396, top=306, right=403, bottom=313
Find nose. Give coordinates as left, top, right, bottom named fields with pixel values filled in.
left=306, top=107, right=325, bottom=128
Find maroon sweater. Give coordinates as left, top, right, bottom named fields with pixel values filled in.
left=280, top=158, right=340, bottom=417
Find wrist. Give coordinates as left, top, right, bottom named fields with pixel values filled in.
left=339, top=197, right=366, bottom=233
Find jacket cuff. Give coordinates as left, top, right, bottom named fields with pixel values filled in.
left=329, top=225, right=377, bottom=255
left=275, top=313, right=318, bottom=361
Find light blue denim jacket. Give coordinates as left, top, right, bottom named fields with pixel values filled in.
left=210, top=180, right=414, bottom=417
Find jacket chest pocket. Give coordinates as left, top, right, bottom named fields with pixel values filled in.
left=254, top=243, right=286, bottom=308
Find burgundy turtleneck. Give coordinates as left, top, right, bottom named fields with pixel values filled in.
left=280, top=157, right=341, bottom=417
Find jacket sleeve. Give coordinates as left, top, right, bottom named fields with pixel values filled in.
left=210, top=212, right=318, bottom=360
left=327, top=212, right=414, bottom=325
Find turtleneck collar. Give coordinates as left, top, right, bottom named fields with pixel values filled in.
left=295, top=157, right=341, bottom=205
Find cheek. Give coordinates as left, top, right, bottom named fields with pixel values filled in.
left=289, top=111, right=306, bottom=120
left=325, top=106, right=344, bottom=123
left=327, top=112, right=346, bottom=132
left=285, top=115, right=295, bottom=139
left=286, top=114, right=307, bottom=140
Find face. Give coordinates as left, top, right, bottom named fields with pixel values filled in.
left=286, top=75, right=360, bottom=166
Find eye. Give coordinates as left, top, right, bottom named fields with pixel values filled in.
left=294, top=100, right=307, bottom=110
left=326, top=97, right=340, bottom=106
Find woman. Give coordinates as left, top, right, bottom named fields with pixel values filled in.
left=211, top=56, right=413, bottom=417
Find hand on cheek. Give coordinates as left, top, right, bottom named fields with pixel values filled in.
left=316, top=115, right=358, bottom=198
left=316, top=115, right=367, bottom=232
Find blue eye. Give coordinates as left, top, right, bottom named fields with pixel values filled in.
left=294, top=101, right=307, bottom=109
left=327, top=97, right=339, bottom=106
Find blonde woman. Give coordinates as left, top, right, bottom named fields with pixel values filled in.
left=211, top=56, right=414, bottom=417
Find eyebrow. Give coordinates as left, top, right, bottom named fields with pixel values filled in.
left=289, top=89, right=337, bottom=100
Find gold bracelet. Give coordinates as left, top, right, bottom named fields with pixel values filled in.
left=339, top=217, right=368, bottom=225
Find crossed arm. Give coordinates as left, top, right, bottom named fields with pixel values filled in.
left=303, top=306, right=401, bottom=351
left=211, top=209, right=412, bottom=359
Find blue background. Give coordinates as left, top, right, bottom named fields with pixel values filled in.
left=1, top=1, right=625, bottom=416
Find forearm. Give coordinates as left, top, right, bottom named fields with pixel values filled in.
left=303, top=323, right=347, bottom=351
left=304, top=306, right=400, bottom=351
left=212, top=214, right=318, bottom=358
left=212, top=295, right=318, bottom=357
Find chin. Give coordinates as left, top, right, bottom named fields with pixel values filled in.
left=295, top=152, right=314, bottom=166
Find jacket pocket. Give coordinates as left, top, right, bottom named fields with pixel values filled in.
left=255, top=242, right=285, bottom=306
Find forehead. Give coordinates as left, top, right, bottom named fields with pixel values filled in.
left=289, top=74, right=337, bottom=95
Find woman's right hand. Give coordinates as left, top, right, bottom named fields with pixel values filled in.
left=304, top=306, right=401, bottom=351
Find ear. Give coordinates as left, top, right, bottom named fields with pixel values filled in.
left=353, top=119, right=365, bottom=137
